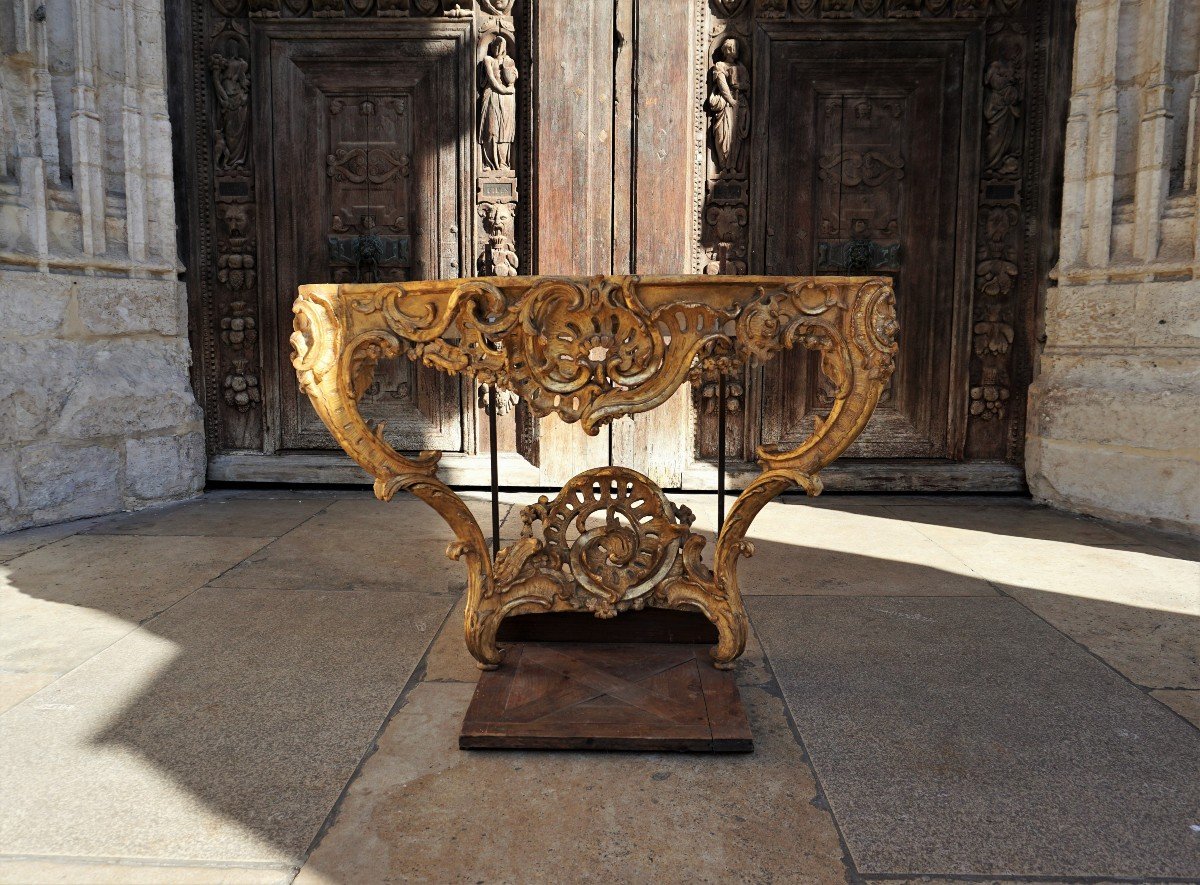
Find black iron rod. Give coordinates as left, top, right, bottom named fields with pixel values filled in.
left=488, top=384, right=500, bottom=558
left=717, top=372, right=727, bottom=532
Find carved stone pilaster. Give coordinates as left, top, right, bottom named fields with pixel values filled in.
left=695, top=3, right=752, bottom=276
left=473, top=10, right=522, bottom=284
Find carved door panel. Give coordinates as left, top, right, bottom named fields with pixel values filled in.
left=264, top=29, right=469, bottom=453
left=754, top=40, right=969, bottom=460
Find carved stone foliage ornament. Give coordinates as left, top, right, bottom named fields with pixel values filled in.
left=292, top=275, right=897, bottom=668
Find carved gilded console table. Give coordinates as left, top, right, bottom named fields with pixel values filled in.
left=292, top=275, right=897, bottom=671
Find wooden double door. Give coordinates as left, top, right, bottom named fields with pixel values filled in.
left=170, top=0, right=1070, bottom=491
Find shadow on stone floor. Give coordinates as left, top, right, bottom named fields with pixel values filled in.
left=0, top=496, right=1198, bottom=882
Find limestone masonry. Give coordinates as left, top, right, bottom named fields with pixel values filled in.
left=1027, top=0, right=1200, bottom=536
left=1, top=0, right=204, bottom=532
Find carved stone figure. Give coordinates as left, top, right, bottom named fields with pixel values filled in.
left=983, top=59, right=1021, bottom=172
left=478, top=37, right=518, bottom=171
left=488, top=235, right=519, bottom=276
left=479, top=202, right=518, bottom=276
left=707, top=39, right=750, bottom=175
left=211, top=53, right=250, bottom=170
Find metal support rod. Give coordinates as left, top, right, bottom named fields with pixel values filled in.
left=488, top=384, right=500, bottom=558
left=717, top=372, right=727, bottom=533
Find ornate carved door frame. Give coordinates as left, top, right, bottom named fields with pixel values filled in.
left=167, top=0, right=537, bottom=485
left=681, top=0, right=1073, bottom=492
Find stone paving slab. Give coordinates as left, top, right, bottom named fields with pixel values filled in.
left=296, top=681, right=847, bottom=885
left=0, top=586, right=453, bottom=865
left=690, top=504, right=998, bottom=597
left=85, top=495, right=330, bottom=538
left=0, top=516, right=107, bottom=563
left=751, top=595, right=1200, bottom=879
left=1005, top=584, right=1200, bottom=690
left=1152, top=689, right=1200, bottom=729
left=912, top=525, right=1200, bottom=689
left=0, top=534, right=272, bottom=713
left=0, top=859, right=293, bottom=885
left=891, top=503, right=1137, bottom=546
left=208, top=498, right=508, bottom=593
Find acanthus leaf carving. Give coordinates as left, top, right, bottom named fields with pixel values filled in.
left=292, top=275, right=897, bottom=669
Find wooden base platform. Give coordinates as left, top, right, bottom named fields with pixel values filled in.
left=459, top=642, right=753, bottom=752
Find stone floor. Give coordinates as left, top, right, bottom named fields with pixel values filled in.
left=0, top=489, right=1197, bottom=884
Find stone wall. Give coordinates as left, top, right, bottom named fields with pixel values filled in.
left=0, top=0, right=204, bottom=533
left=1028, top=0, right=1200, bottom=536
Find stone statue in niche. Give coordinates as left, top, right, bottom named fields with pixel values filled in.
left=211, top=53, right=250, bottom=170
left=707, top=38, right=749, bottom=176
left=478, top=36, right=518, bottom=172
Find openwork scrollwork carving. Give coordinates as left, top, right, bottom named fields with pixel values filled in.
left=292, top=275, right=897, bottom=669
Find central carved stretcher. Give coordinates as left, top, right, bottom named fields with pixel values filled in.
left=291, top=275, right=897, bottom=671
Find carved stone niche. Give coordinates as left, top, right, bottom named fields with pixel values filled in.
left=292, top=275, right=897, bottom=669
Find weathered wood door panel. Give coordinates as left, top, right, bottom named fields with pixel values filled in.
left=173, top=0, right=1069, bottom=490
left=758, top=39, right=973, bottom=460
left=261, top=28, right=469, bottom=453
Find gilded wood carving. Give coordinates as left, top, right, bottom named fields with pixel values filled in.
left=292, top=275, right=897, bottom=668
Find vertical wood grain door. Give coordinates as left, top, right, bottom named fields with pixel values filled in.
left=755, top=38, right=974, bottom=461
left=260, top=25, right=471, bottom=455
left=176, top=0, right=1066, bottom=490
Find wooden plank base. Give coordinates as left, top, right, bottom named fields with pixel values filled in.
left=459, top=643, right=753, bottom=752
left=496, top=609, right=719, bottom=645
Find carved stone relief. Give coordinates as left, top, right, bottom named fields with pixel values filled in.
left=969, top=17, right=1027, bottom=433
left=700, top=30, right=751, bottom=276
left=210, top=49, right=249, bottom=170
left=473, top=14, right=522, bottom=369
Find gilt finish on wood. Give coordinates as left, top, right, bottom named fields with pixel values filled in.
left=292, top=275, right=897, bottom=668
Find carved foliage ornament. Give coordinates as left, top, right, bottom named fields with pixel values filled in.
left=292, top=275, right=897, bottom=669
